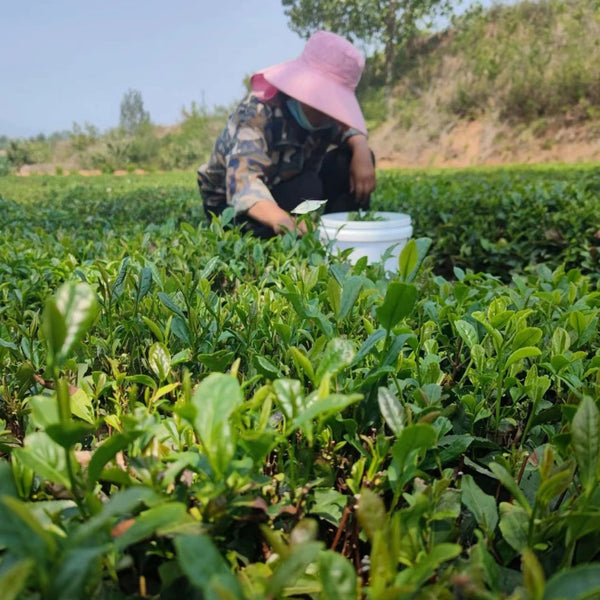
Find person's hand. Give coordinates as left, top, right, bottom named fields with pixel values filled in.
left=347, top=135, right=376, bottom=205
left=273, top=213, right=307, bottom=236
left=247, top=200, right=307, bottom=236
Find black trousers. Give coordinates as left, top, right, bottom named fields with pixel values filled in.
left=204, top=146, right=373, bottom=238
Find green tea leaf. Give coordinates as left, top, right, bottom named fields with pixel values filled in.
left=255, top=355, right=281, bottom=380
left=175, top=534, right=244, bottom=600
left=357, top=488, right=387, bottom=542
left=171, top=316, right=191, bottom=345
left=461, top=474, right=498, bottom=533
left=149, top=342, right=171, bottom=382
left=536, top=467, right=572, bottom=508
left=499, top=503, right=529, bottom=552
left=455, top=319, right=478, bottom=349
left=523, top=548, right=545, bottom=600
left=399, top=237, right=432, bottom=283
left=13, top=432, right=71, bottom=488
left=543, top=564, right=600, bottom=600
left=111, top=257, right=129, bottom=298
left=551, top=327, right=571, bottom=356
left=69, top=388, right=95, bottom=424
left=136, top=266, right=153, bottom=302
left=489, top=462, right=531, bottom=513
left=158, top=292, right=186, bottom=319
left=43, top=282, right=98, bottom=368
left=316, top=338, right=355, bottom=381
left=46, top=421, right=95, bottom=449
left=378, top=387, right=405, bottom=436
left=391, top=423, right=437, bottom=475
left=274, top=378, right=304, bottom=422
left=189, top=373, right=243, bottom=477
left=398, top=238, right=418, bottom=282
left=326, top=277, right=341, bottom=317
left=114, top=502, right=191, bottom=550
left=352, top=329, right=386, bottom=365
left=338, top=276, right=363, bottom=320
left=200, top=256, right=221, bottom=280
left=0, top=559, right=34, bottom=600
left=376, top=282, right=417, bottom=332
left=513, top=327, right=542, bottom=350
left=319, top=550, right=357, bottom=600
left=505, top=346, right=541, bottom=369
left=292, top=393, right=362, bottom=442
left=571, top=396, right=599, bottom=495
left=289, top=347, right=315, bottom=384
left=395, top=543, right=462, bottom=587
left=87, top=431, right=142, bottom=488
left=266, top=541, right=323, bottom=598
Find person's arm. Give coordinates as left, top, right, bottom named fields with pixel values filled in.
left=226, top=100, right=304, bottom=235
left=346, top=133, right=376, bottom=205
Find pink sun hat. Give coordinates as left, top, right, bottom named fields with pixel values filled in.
left=250, top=30, right=367, bottom=135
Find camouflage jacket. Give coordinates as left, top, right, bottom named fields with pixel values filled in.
left=197, top=91, right=360, bottom=215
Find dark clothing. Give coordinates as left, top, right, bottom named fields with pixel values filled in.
left=235, top=146, right=371, bottom=237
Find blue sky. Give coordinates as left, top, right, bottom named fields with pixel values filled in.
left=1, top=0, right=499, bottom=137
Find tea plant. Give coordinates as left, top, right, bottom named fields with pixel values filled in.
left=0, top=172, right=599, bottom=599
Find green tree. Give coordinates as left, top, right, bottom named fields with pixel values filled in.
left=70, top=121, right=99, bottom=153
left=119, top=88, right=150, bottom=135
left=281, top=0, right=454, bottom=111
left=6, top=138, right=51, bottom=169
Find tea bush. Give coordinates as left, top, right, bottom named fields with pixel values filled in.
left=375, top=165, right=600, bottom=280
left=0, top=170, right=599, bottom=600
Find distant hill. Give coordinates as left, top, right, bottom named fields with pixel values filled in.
left=361, top=0, right=600, bottom=167
left=5, top=0, right=600, bottom=174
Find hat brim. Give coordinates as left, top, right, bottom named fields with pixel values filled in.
left=257, top=58, right=367, bottom=135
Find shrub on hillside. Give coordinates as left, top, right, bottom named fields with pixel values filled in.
left=451, top=0, right=600, bottom=124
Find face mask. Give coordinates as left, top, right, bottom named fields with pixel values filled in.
left=286, top=99, right=333, bottom=131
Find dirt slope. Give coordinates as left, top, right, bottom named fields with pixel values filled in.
left=370, top=118, right=600, bottom=169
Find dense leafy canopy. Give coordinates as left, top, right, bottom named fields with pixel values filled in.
left=0, top=168, right=599, bottom=599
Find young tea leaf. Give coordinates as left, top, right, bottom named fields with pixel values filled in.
left=0, top=558, right=34, bottom=600
left=378, top=387, right=405, bottom=436
left=522, top=548, right=545, bottom=600
left=455, top=319, right=479, bottom=349
left=376, top=282, right=417, bottom=332
left=542, top=564, right=600, bottom=600
left=398, top=238, right=418, bottom=282
left=461, top=474, right=498, bottom=534
left=175, top=534, right=244, bottom=599
left=571, top=396, right=599, bottom=495
left=43, top=282, right=98, bottom=368
left=148, top=342, right=171, bottom=382
left=319, top=550, right=358, bottom=600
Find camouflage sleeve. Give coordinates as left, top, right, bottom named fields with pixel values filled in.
left=226, top=100, right=277, bottom=215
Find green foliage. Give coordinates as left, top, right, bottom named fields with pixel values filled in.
left=5, top=138, right=51, bottom=170
left=0, top=154, right=9, bottom=176
left=119, top=88, right=151, bottom=135
left=448, top=0, right=600, bottom=123
left=0, top=168, right=599, bottom=598
left=282, top=0, right=452, bottom=47
left=69, top=122, right=99, bottom=153
left=375, top=165, right=600, bottom=280
left=158, top=102, right=228, bottom=170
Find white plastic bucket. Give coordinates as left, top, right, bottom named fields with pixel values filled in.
left=319, top=211, right=413, bottom=272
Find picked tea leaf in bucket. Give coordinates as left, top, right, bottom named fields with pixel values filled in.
left=291, top=199, right=328, bottom=215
